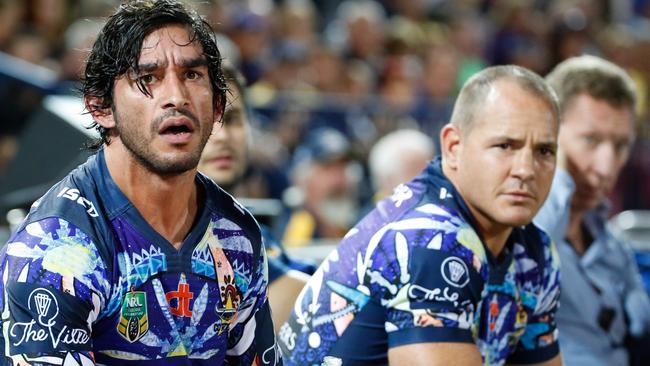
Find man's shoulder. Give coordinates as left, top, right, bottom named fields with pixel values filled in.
left=9, top=154, right=115, bottom=262
left=21, top=154, right=102, bottom=224
left=356, top=180, right=440, bottom=232
left=342, top=184, right=488, bottom=283
left=199, top=173, right=263, bottom=248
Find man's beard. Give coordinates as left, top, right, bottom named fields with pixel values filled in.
left=114, top=108, right=212, bottom=176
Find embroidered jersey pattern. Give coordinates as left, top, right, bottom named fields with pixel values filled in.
left=0, top=151, right=280, bottom=365
left=279, top=159, right=560, bottom=366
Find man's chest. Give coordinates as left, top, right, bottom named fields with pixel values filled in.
left=92, top=216, right=257, bottom=361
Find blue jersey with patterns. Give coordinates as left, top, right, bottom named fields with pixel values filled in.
left=278, top=158, right=560, bottom=366
left=0, top=150, right=281, bottom=365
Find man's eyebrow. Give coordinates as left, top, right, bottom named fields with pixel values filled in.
left=537, top=141, right=558, bottom=151
left=135, top=62, right=163, bottom=73
left=179, top=57, right=208, bottom=69
left=134, top=57, right=207, bottom=73
left=486, top=135, right=557, bottom=149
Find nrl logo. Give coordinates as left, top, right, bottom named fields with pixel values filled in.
left=117, top=289, right=149, bottom=343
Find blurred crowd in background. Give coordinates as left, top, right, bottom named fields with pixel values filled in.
left=2, top=0, right=650, bottom=246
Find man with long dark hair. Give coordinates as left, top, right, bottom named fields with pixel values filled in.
left=0, top=1, right=280, bottom=365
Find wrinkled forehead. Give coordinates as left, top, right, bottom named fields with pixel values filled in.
left=470, top=82, right=559, bottom=137
left=137, top=24, right=204, bottom=63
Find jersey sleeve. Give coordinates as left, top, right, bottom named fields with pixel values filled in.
left=507, top=233, right=561, bottom=364
left=381, top=226, right=485, bottom=349
left=225, top=239, right=281, bottom=365
left=0, top=217, right=110, bottom=365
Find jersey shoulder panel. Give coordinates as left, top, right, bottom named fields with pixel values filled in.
left=15, top=154, right=116, bottom=271
left=199, top=173, right=263, bottom=261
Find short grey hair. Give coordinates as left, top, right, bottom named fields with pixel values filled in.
left=368, top=129, right=435, bottom=191
left=450, top=65, right=560, bottom=133
left=545, top=55, right=637, bottom=116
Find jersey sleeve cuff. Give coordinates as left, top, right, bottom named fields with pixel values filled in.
left=507, top=342, right=560, bottom=364
left=388, top=327, right=474, bottom=348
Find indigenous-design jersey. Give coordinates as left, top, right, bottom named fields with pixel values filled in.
left=279, top=158, right=560, bottom=366
left=0, top=150, right=280, bottom=365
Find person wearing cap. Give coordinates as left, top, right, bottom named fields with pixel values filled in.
left=198, top=65, right=315, bottom=331
left=279, top=127, right=361, bottom=247
left=279, top=65, right=562, bottom=366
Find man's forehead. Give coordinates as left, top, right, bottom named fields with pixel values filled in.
left=468, top=107, right=558, bottom=139
left=563, top=95, right=635, bottom=133
left=138, top=25, right=203, bottom=58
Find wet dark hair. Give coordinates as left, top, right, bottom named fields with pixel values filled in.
left=82, top=0, right=227, bottom=148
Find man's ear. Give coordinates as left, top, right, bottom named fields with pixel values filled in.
left=440, top=123, right=462, bottom=171
left=84, top=96, right=116, bottom=129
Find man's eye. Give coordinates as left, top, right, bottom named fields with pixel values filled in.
left=139, top=74, right=156, bottom=84
left=186, top=71, right=200, bottom=80
left=583, top=136, right=598, bottom=145
left=496, top=143, right=511, bottom=150
left=539, top=147, right=555, bottom=156
left=615, top=141, right=631, bottom=155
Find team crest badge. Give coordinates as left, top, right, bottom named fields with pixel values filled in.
left=209, top=242, right=241, bottom=334
left=441, top=256, right=470, bottom=288
left=214, top=273, right=240, bottom=334
left=117, top=289, right=149, bottom=342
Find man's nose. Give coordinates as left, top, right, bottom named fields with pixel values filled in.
left=592, top=142, right=619, bottom=182
left=209, top=123, right=229, bottom=141
left=512, top=149, right=535, bottom=182
left=162, top=74, right=190, bottom=109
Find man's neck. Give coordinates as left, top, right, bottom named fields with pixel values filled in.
left=443, top=162, right=512, bottom=258
left=472, top=213, right=513, bottom=260
left=104, top=143, right=200, bottom=250
left=566, top=208, right=589, bottom=256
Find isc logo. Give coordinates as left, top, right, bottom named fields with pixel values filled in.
left=57, top=187, right=99, bottom=217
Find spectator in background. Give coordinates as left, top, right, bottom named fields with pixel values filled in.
left=326, top=0, right=387, bottom=72
left=274, top=0, right=318, bottom=57
left=412, top=45, right=460, bottom=146
left=5, top=27, right=53, bottom=68
left=448, top=13, right=488, bottom=87
left=227, top=10, right=270, bottom=85
left=536, top=55, right=650, bottom=366
left=0, top=0, right=24, bottom=51
left=56, top=18, right=105, bottom=93
left=489, top=1, right=549, bottom=74
left=367, top=128, right=435, bottom=202
left=198, top=65, right=314, bottom=331
left=26, top=0, right=72, bottom=54
left=280, top=127, right=361, bottom=246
